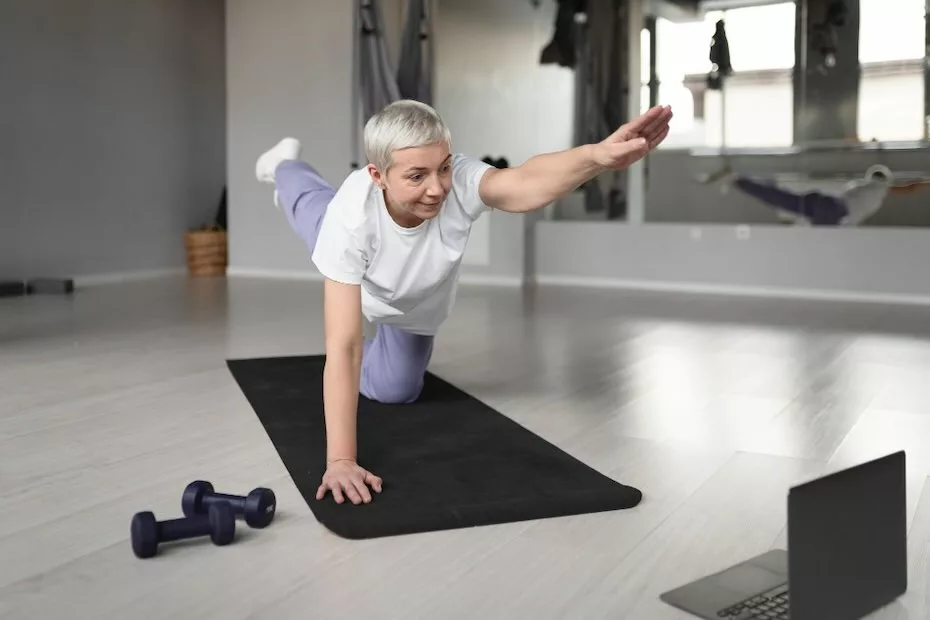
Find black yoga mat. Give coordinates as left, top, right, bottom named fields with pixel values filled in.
left=227, top=355, right=642, bottom=539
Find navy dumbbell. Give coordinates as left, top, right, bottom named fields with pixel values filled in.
left=130, top=502, right=236, bottom=559
left=182, top=480, right=276, bottom=529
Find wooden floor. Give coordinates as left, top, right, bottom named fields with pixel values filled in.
left=2, top=275, right=930, bottom=619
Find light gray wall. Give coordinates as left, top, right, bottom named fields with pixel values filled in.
left=435, top=0, right=574, bottom=283
left=0, top=0, right=227, bottom=280
left=226, top=0, right=351, bottom=275
left=535, top=221, right=930, bottom=303
left=226, top=0, right=408, bottom=277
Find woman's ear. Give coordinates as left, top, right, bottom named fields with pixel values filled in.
left=367, top=164, right=386, bottom=189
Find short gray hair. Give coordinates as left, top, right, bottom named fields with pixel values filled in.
left=363, top=99, right=452, bottom=171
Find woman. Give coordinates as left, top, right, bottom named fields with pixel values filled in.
left=255, top=99, right=672, bottom=505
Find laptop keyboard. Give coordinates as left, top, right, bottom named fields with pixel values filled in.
left=717, top=583, right=789, bottom=619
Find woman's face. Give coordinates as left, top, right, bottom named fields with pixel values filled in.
left=368, top=141, right=452, bottom=227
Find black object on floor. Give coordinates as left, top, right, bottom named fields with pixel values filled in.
left=26, top=277, right=74, bottom=295
left=1, top=278, right=74, bottom=297
left=227, top=355, right=643, bottom=540
left=0, top=280, right=26, bottom=298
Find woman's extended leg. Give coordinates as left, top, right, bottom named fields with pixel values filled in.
left=361, top=324, right=434, bottom=404
left=734, top=177, right=848, bottom=226
left=256, top=138, right=334, bottom=254
left=274, top=161, right=335, bottom=253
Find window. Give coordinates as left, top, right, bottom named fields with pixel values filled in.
left=640, top=25, right=699, bottom=145
left=644, top=2, right=797, bottom=148
left=709, top=3, right=795, bottom=71
left=859, top=0, right=925, bottom=63
left=857, top=0, right=926, bottom=141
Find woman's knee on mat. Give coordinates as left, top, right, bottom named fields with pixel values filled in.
left=359, top=324, right=433, bottom=404
left=361, top=370, right=425, bottom=404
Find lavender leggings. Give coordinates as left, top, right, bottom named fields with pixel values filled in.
left=275, top=160, right=434, bottom=404
left=734, top=177, right=848, bottom=226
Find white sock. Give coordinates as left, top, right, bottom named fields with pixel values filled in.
left=255, top=137, right=302, bottom=185
left=843, top=179, right=889, bottom=225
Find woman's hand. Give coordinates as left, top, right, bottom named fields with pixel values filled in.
left=316, top=459, right=383, bottom=504
left=593, top=105, right=673, bottom=170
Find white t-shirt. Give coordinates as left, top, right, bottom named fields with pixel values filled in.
left=311, top=153, right=493, bottom=335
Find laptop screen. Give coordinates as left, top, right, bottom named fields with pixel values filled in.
left=787, top=450, right=908, bottom=620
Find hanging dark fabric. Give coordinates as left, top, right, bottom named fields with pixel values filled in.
left=396, top=0, right=433, bottom=103
left=568, top=0, right=627, bottom=217
left=572, top=0, right=623, bottom=146
left=351, top=0, right=435, bottom=169
left=358, top=0, right=401, bottom=123
left=539, top=0, right=586, bottom=68
left=707, top=19, right=732, bottom=90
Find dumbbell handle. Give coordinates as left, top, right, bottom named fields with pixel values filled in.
left=202, top=492, right=246, bottom=510
left=157, top=515, right=213, bottom=543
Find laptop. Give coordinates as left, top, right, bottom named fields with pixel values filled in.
left=659, top=450, right=908, bottom=620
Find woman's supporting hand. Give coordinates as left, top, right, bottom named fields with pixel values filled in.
left=316, top=459, right=383, bottom=505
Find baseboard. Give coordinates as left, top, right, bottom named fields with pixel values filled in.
left=227, top=266, right=523, bottom=287
left=226, top=266, right=322, bottom=281
left=533, top=274, right=930, bottom=306
left=74, top=268, right=187, bottom=287
left=458, top=273, right=523, bottom=287
left=65, top=265, right=930, bottom=306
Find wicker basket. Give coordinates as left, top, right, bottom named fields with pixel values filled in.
left=185, top=227, right=227, bottom=277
